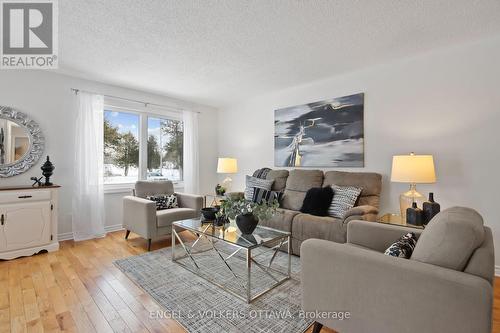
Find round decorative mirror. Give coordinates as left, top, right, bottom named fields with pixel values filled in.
left=0, top=106, right=45, bottom=177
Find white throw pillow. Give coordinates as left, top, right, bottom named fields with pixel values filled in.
left=146, top=194, right=178, bottom=210
left=328, top=185, right=362, bottom=218
left=244, top=175, right=274, bottom=201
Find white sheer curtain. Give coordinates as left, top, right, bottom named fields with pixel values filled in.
left=72, top=92, right=106, bottom=241
left=183, top=110, right=199, bottom=194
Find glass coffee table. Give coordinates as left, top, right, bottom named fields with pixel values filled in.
left=172, top=219, right=291, bottom=303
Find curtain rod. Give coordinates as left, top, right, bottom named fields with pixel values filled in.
left=70, top=88, right=201, bottom=113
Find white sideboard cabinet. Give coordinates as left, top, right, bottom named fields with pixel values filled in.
left=0, top=185, right=60, bottom=260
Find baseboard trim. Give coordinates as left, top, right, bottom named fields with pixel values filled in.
left=105, top=224, right=125, bottom=233
left=57, top=232, right=74, bottom=241
left=57, top=224, right=124, bottom=241
left=495, top=265, right=500, bottom=277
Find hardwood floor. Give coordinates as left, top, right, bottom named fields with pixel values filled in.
left=0, top=231, right=498, bottom=333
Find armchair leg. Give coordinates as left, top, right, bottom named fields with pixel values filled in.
left=312, top=322, right=323, bottom=333
left=125, top=230, right=130, bottom=239
left=147, top=239, right=152, bottom=251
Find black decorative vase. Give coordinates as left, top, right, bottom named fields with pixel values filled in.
left=41, top=156, right=55, bottom=186
left=236, top=213, right=259, bottom=234
left=406, top=202, right=424, bottom=226
left=423, top=192, right=440, bottom=225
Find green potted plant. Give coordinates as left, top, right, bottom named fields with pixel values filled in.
left=216, top=197, right=279, bottom=234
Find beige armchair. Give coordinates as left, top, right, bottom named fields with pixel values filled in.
left=301, top=207, right=494, bottom=333
left=123, top=181, right=203, bottom=250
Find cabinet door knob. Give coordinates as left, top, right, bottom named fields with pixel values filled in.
left=1, top=214, right=4, bottom=225
left=18, top=195, right=33, bottom=199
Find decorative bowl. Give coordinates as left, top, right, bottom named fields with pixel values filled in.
left=201, top=207, right=219, bottom=221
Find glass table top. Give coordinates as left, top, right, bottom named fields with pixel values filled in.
left=173, top=219, right=290, bottom=249
left=378, top=213, right=425, bottom=229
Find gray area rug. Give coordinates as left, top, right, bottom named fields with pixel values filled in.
left=114, top=242, right=312, bottom=333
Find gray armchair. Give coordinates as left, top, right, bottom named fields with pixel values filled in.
left=123, top=181, right=203, bottom=250
left=301, top=207, right=494, bottom=333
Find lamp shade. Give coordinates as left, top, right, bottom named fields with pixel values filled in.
left=217, top=158, right=238, bottom=174
left=391, top=154, right=436, bottom=184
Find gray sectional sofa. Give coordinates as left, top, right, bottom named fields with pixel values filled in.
left=256, top=169, right=382, bottom=255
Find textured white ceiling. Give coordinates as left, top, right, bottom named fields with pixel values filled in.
left=58, top=0, right=500, bottom=107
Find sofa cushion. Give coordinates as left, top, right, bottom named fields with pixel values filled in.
left=292, top=213, right=346, bottom=245
left=244, top=175, right=274, bottom=201
left=259, top=208, right=299, bottom=233
left=265, top=169, right=289, bottom=191
left=357, top=195, right=380, bottom=209
left=156, top=208, right=198, bottom=228
left=411, top=207, right=485, bottom=271
left=135, top=181, right=174, bottom=198
left=300, top=186, right=334, bottom=216
left=282, top=170, right=324, bottom=211
left=323, top=171, right=382, bottom=208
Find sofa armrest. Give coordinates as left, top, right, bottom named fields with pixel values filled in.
left=176, top=192, right=203, bottom=211
left=225, top=192, right=245, bottom=200
left=347, top=220, right=424, bottom=252
left=345, top=205, right=378, bottom=217
left=301, top=239, right=492, bottom=333
left=342, top=205, right=378, bottom=223
left=123, top=196, right=157, bottom=238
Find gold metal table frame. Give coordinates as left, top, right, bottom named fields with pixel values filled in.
left=172, top=219, right=292, bottom=303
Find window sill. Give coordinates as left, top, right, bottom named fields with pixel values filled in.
left=104, top=183, right=135, bottom=194
left=103, top=182, right=185, bottom=195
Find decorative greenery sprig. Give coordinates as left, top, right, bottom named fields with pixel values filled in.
left=216, top=196, right=279, bottom=221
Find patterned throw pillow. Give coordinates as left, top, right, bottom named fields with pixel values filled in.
left=146, top=194, right=178, bottom=210
left=384, top=233, right=418, bottom=259
left=252, top=187, right=283, bottom=204
left=244, top=175, right=274, bottom=201
left=328, top=185, right=363, bottom=218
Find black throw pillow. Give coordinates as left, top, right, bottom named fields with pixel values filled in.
left=300, top=186, right=334, bottom=216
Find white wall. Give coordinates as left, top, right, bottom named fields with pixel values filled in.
left=218, top=35, right=500, bottom=262
left=0, top=71, right=219, bottom=237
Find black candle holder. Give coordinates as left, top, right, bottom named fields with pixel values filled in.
left=41, top=156, right=55, bottom=186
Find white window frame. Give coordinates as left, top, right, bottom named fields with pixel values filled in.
left=103, top=103, right=184, bottom=194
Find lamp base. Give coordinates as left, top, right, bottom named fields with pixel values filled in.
left=399, top=184, right=424, bottom=221
left=221, top=176, right=233, bottom=193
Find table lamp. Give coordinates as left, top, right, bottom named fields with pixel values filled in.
left=217, top=157, right=238, bottom=192
left=391, top=153, right=436, bottom=220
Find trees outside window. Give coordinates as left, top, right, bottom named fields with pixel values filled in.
left=103, top=109, right=184, bottom=185
left=103, top=111, right=140, bottom=184
left=147, top=117, right=183, bottom=181
left=147, top=135, right=161, bottom=170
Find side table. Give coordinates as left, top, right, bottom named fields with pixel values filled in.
left=377, top=213, right=424, bottom=229
left=204, top=194, right=226, bottom=208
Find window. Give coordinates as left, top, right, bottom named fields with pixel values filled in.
left=147, top=117, right=183, bottom=181
left=104, top=110, right=140, bottom=184
left=103, top=106, right=184, bottom=186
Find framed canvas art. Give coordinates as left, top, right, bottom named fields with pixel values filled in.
left=274, top=93, right=364, bottom=167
